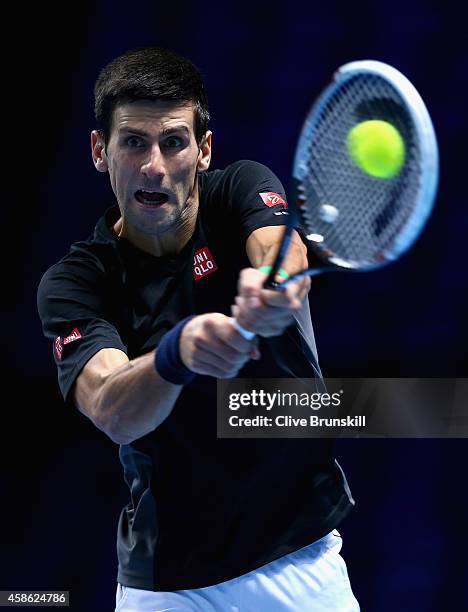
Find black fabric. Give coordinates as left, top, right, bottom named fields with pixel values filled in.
left=37, top=160, right=354, bottom=591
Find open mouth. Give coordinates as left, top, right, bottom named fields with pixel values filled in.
left=135, top=190, right=169, bottom=206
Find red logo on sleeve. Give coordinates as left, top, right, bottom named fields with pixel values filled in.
left=259, top=192, right=288, bottom=209
left=54, top=328, right=81, bottom=361
left=54, top=337, right=63, bottom=361
left=193, top=247, right=218, bottom=280
left=63, top=327, right=82, bottom=345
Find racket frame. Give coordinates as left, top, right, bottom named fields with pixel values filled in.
left=237, top=60, right=439, bottom=338
left=290, top=59, right=439, bottom=277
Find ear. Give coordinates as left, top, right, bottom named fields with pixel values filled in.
left=197, top=131, right=212, bottom=173
left=91, top=130, right=108, bottom=173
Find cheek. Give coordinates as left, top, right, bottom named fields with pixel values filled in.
left=109, top=160, right=134, bottom=192
left=174, top=157, right=199, bottom=189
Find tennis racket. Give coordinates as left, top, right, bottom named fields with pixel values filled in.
left=235, top=59, right=439, bottom=340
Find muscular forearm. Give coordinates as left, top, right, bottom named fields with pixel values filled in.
left=76, top=313, right=254, bottom=445
left=94, top=350, right=182, bottom=445
left=246, top=227, right=309, bottom=273
left=233, top=227, right=311, bottom=338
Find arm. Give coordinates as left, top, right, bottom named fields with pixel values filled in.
left=73, top=347, right=182, bottom=445
left=245, top=225, right=309, bottom=275
left=39, top=259, right=256, bottom=445
left=74, top=314, right=258, bottom=445
left=232, top=226, right=311, bottom=337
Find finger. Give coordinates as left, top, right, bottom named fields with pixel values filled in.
left=236, top=308, right=294, bottom=331
left=217, top=321, right=257, bottom=353
left=248, top=321, right=294, bottom=337
left=249, top=343, right=261, bottom=360
left=194, top=334, right=250, bottom=365
left=260, top=285, right=302, bottom=309
left=296, top=277, right=311, bottom=303
left=238, top=268, right=268, bottom=298
left=236, top=285, right=301, bottom=313
left=254, top=323, right=293, bottom=337
left=196, top=352, right=249, bottom=378
left=193, top=344, right=248, bottom=372
left=234, top=295, right=266, bottom=321
left=202, top=317, right=253, bottom=354
left=235, top=297, right=296, bottom=326
left=192, top=357, right=237, bottom=378
left=236, top=294, right=262, bottom=309
left=232, top=311, right=295, bottom=337
left=292, top=276, right=311, bottom=300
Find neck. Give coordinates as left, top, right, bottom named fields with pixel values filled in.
left=114, top=201, right=199, bottom=257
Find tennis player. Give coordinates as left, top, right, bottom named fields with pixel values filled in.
left=37, top=47, right=359, bottom=611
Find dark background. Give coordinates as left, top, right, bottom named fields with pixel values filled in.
left=2, top=1, right=467, bottom=610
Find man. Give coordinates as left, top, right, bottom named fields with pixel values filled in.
left=37, top=47, right=359, bottom=611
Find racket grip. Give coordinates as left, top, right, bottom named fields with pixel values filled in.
left=232, top=318, right=256, bottom=340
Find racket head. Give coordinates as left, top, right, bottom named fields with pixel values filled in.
left=292, top=60, right=439, bottom=272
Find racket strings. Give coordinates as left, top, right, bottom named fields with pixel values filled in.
left=296, top=73, right=422, bottom=267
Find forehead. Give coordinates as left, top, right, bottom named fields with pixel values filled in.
left=111, top=100, right=196, bottom=135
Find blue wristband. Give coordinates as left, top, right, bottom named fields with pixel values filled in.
left=155, top=316, right=197, bottom=385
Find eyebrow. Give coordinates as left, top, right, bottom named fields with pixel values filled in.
left=118, top=125, right=190, bottom=137
left=162, top=125, right=190, bottom=136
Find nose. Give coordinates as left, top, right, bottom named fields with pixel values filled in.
left=140, top=144, right=165, bottom=179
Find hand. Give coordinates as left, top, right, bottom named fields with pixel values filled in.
left=180, top=313, right=260, bottom=378
left=231, top=268, right=311, bottom=338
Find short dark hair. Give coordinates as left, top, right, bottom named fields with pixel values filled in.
left=94, top=47, right=210, bottom=145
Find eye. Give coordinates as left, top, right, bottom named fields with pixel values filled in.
left=125, top=136, right=145, bottom=148
left=163, top=135, right=183, bottom=149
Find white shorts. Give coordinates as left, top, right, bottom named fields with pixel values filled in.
left=115, top=529, right=359, bottom=611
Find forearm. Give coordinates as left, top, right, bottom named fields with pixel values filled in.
left=94, top=350, right=182, bottom=445
left=246, top=227, right=308, bottom=273
left=77, top=314, right=254, bottom=444
left=233, top=227, right=311, bottom=337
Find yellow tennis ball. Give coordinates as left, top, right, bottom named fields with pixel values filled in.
left=346, top=120, right=406, bottom=178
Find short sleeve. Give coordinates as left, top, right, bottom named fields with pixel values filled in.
left=37, top=252, right=128, bottom=404
left=201, top=160, right=291, bottom=240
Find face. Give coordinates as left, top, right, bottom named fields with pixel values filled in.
left=91, top=100, right=211, bottom=237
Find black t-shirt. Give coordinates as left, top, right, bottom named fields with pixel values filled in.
left=37, top=160, right=354, bottom=591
